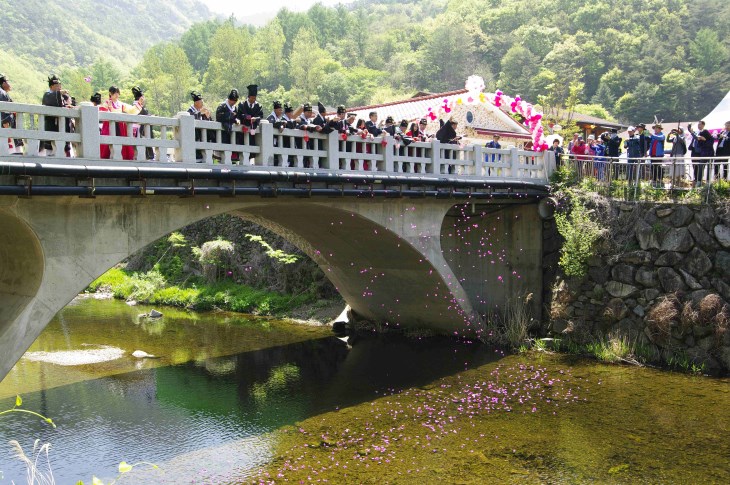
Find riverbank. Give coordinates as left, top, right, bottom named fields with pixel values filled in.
left=86, top=267, right=345, bottom=324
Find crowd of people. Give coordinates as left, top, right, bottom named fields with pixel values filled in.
left=1, top=74, right=473, bottom=165
left=554, top=120, right=730, bottom=187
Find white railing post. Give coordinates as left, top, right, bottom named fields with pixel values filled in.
left=77, top=102, right=100, bottom=160
left=509, top=147, right=519, bottom=178
left=174, top=111, right=196, bottom=163
left=257, top=122, right=274, bottom=166
left=473, top=144, right=483, bottom=176
left=382, top=136, right=395, bottom=173
left=542, top=151, right=555, bottom=180
left=430, top=140, right=441, bottom=174
left=325, top=131, right=339, bottom=170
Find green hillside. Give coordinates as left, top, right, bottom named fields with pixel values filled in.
left=0, top=0, right=213, bottom=101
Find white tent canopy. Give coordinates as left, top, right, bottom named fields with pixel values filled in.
left=702, top=90, right=730, bottom=130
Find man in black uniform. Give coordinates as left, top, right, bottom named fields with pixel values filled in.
left=297, top=103, right=319, bottom=168
left=188, top=91, right=212, bottom=161
left=268, top=100, right=285, bottom=166
left=0, top=74, right=24, bottom=151
left=215, top=89, right=240, bottom=162
left=237, top=84, right=263, bottom=146
left=41, top=74, right=71, bottom=156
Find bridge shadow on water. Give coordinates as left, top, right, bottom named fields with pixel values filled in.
left=0, top=332, right=503, bottom=482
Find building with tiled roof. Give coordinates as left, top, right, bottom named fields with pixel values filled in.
left=339, top=90, right=532, bottom=146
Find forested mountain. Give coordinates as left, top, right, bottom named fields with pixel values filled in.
left=0, top=0, right=213, bottom=102
left=3, top=0, right=729, bottom=123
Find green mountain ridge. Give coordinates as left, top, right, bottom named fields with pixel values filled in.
left=0, top=0, right=213, bottom=101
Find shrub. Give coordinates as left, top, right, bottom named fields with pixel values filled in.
left=194, top=238, right=235, bottom=283
left=554, top=198, right=605, bottom=277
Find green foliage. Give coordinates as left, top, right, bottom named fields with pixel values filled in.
left=555, top=198, right=605, bottom=278
left=246, top=234, right=300, bottom=264
left=87, top=268, right=315, bottom=316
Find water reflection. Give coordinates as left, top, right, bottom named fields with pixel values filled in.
left=0, top=299, right=500, bottom=483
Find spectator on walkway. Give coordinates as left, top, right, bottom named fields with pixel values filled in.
left=215, top=89, right=241, bottom=163
left=100, top=85, right=137, bottom=160
left=188, top=91, right=211, bottom=162
left=715, top=120, right=730, bottom=180
left=365, top=111, right=382, bottom=137
left=0, top=74, right=24, bottom=153
left=624, top=126, right=642, bottom=184
left=41, top=74, right=72, bottom=156
left=668, top=127, right=687, bottom=185
left=648, top=123, right=665, bottom=187
left=549, top=138, right=564, bottom=167
left=594, top=134, right=607, bottom=181
left=688, top=120, right=714, bottom=186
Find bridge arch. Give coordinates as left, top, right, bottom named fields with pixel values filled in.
left=0, top=196, right=480, bottom=379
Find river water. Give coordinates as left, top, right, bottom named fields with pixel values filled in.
left=0, top=298, right=729, bottom=484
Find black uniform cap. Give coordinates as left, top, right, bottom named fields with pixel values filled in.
left=337, top=105, right=346, bottom=114
left=247, top=84, right=258, bottom=97
left=191, top=91, right=203, bottom=102
left=385, top=116, right=394, bottom=124
left=273, top=100, right=282, bottom=109
left=303, top=103, right=313, bottom=112
left=284, top=103, right=294, bottom=113
left=48, top=74, right=61, bottom=87
left=318, top=102, right=326, bottom=114
left=228, top=89, right=239, bottom=101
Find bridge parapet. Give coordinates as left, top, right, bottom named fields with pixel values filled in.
left=1, top=102, right=555, bottom=181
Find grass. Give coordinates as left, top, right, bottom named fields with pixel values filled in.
left=87, top=267, right=316, bottom=316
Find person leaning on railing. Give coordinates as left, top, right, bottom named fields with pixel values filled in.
left=0, top=73, right=24, bottom=153
left=214, top=89, right=241, bottom=163
left=100, top=85, right=140, bottom=161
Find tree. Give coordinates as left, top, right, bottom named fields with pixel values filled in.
left=135, top=43, right=197, bottom=117
left=253, top=19, right=287, bottom=90
left=497, top=45, right=539, bottom=99
left=179, top=20, right=221, bottom=75
left=418, top=21, right=477, bottom=92
left=203, top=23, right=255, bottom=100
left=89, top=59, right=122, bottom=94
left=289, top=28, right=340, bottom=97
left=689, top=29, right=729, bottom=74
left=655, top=69, right=695, bottom=120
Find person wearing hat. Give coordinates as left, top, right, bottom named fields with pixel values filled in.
left=90, top=92, right=102, bottom=106
left=41, top=74, right=72, bottom=156
left=188, top=91, right=212, bottom=161
left=382, top=116, right=397, bottom=136
left=0, top=74, right=24, bottom=152
left=237, top=84, right=263, bottom=142
left=267, top=100, right=286, bottom=166
left=648, top=123, right=665, bottom=187
left=215, top=89, right=241, bottom=162
left=624, top=126, right=642, bottom=184
left=668, top=126, right=688, bottom=185
left=636, top=123, right=650, bottom=157
left=296, top=103, right=319, bottom=168
left=279, top=104, right=299, bottom=167
left=130, top=86, right=154, bottom=160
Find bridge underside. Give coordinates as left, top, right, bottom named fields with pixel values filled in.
left=0, top=193, right=543, bottom=380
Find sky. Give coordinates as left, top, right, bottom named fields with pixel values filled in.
left=199, top=0, right=355, bottom=25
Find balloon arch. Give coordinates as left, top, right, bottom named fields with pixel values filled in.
left=423, top=76, right=549, bottom=152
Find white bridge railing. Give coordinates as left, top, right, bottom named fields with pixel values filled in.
left=0, top=102, right=555, bottom=181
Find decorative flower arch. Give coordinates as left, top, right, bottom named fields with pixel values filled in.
left=424, top=76, right=549, bottom=152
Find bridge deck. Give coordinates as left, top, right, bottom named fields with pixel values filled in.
left=0, top=101, right=555, bottom=197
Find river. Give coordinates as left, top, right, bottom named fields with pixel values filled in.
left=0, top=298, right=728, bottom=483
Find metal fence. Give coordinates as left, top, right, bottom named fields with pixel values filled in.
left=556, top=153, right=730, bottom=203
